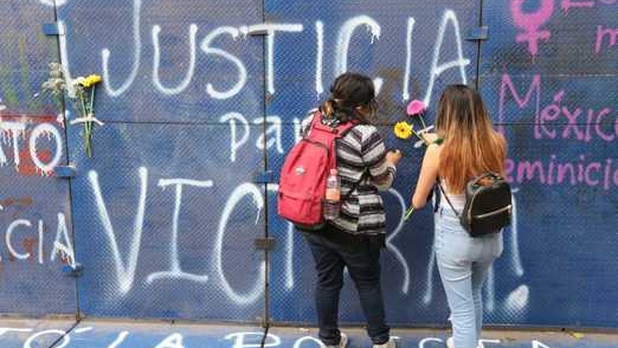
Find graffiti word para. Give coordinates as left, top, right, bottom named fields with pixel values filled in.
left=499, top=73, right=617, bottom=143
left=0, top=326, right=560, bottom=348
left=57, top=0, right=470, bottom=104
left=220, top=113, right=300, bottom=162
left=0, top=119, right=63, bottom=176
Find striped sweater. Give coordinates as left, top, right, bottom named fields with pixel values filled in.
left=301, top=110, right=396, bottom=236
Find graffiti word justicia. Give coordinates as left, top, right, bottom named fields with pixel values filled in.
left=55, top=0, right=470, bottom=106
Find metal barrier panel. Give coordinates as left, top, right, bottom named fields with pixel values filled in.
left=478, top=1, right=618, bottom=327
left=0, top=2, right=77, bottom=315
left=1, top=0, right=616, bottom=329
left=56, top=0, right=267, bottom=321
left=265, top=0, right=481, bottom=325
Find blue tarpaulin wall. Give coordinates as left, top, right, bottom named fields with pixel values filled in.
left=0, top=0, right=616, bottom=329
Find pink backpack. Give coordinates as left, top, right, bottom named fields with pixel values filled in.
left=277, top=111, right=356, bottom=228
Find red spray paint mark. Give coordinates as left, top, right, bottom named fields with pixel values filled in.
left=0, top=113, right=63, bottom=177
left=58, top=251, right=73, bottom=265
left=0, top=197, right=34, bottom=207
left=22, top=238, right=37, bottom=263
left=0, top=197, right=34, bottom=219
left=17, top=147, right=52, bottom=176
left=0, top=113, right=59, bottom=124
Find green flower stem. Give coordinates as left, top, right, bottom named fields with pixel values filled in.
left=404, top=206, right=415, bottom=221
left=78, top=89, right=92, bottom=157
left=418, top=115, right=428, bottom=130
left=90, top=85, right=95, bottom=113
left=80, top=92, right=88, bottom=156
left=88, top=86, right=95, bottom=156
left=410, top=128, right=425, bottom=143
left=78, top=90, right=87, bottom=117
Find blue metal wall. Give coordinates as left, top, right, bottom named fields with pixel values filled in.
left=0, top=1, right=77, bottom=316
left=56, top=0, right=267, bottom=321
left=0, top=0, right=616, bottom=328
left=479, top=0, right=618, bottom=328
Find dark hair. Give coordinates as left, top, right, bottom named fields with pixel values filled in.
left=320, top=72, right=376, bottom=123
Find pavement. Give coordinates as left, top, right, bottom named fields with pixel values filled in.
left=0, top=318, right=616, bottom=348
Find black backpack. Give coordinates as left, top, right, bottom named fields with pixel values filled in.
left=438, top=173, right=512, bottom=237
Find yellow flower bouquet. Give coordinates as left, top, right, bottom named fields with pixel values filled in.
left=43, top=64, right=103, bottom=158
left=74, top=74, right=102, bottom=157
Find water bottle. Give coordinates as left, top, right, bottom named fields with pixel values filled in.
left=323, top=169, right=341, bottom=220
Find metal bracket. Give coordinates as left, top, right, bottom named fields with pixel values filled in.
left=254, top=237, right=277, bottom=251
left=247, top=27, right=269, bottom=36
left=62, top=263, right=84, bottom=277
left=42, top=22, right=65, bottom=36
left=54, top=164, right=76, bottom=178
left=466, top=26, right=489, bottom=41
left=253, top=170, right=274, bottom=184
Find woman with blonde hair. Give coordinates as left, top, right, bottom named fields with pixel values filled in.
left=410, top=84, right=507, bottom=348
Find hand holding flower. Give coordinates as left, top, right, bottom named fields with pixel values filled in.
left=386, top=149, right=402, bottom=166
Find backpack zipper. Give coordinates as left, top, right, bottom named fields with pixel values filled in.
left=474, top=205, right=512, bottom=219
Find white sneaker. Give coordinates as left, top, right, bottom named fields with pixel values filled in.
left=323, top=332, right=348, bottom=348
left=373, top=337, right=397, bottom=348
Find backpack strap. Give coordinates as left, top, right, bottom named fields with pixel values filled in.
left=334, top=119, right=358, bottom=138
left=333, top=117, right=362, bottom=201
left=308, top=110, right=358, bottom=137
left=306, top=110, right=323, bottom=135
left=309, top=110, right=363, bottom=202
left=437, top=178, right=461, bottom=217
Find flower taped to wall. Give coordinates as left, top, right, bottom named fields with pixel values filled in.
left=42, top=63, right=104, bottom=157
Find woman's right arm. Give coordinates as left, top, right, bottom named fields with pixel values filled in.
left=361, top=128, right=399, bottom=191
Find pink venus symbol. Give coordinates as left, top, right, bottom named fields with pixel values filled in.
left=407, top=99, right=426, bottom=116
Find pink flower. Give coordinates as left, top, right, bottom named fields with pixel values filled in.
left=406, top=99, right=425, bottom=116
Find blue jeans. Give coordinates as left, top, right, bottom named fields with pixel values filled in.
left=304, top=227, right=390, bottom=345
left=434, top=207, right=503, bottom=348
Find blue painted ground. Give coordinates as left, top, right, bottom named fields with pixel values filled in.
left=0, top=319, right=615, bottom=348
left=0, top=318, right=75, bottom=348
